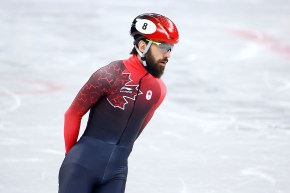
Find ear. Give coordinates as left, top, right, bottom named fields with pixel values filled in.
left=137, top=40, right=147, bottom=53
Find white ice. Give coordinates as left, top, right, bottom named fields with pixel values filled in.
left=0, top=0, right=290, bottom=193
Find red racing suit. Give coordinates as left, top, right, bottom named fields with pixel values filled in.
left=64, top=54, right=166, bottom=153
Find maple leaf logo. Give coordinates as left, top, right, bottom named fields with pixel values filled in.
left=107, top=72, right=142, bottom=110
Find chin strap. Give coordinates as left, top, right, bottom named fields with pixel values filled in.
left=134, top=41, right=152, bottom=67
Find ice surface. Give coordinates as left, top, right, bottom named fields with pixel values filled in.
left=0, top=0, right=290, bottom=193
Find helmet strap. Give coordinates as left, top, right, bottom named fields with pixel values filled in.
left=134, top=41, right=152, bottom=67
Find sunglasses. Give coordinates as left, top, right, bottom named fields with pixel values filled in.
left=146, top=39, right=174, bottom=53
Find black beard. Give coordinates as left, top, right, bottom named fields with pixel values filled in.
left=144, top=50, right=166, bottom=78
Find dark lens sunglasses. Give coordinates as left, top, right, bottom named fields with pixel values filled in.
left=146, top=39, right=174, bottom=53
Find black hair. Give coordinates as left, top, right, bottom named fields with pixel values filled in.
left=130, top=47, right=138, bottom=55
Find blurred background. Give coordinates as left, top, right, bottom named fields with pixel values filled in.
left=0, top=0, right=290, bottom=193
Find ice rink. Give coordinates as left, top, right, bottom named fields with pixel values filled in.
left=1, top=0, right=290, bottom=192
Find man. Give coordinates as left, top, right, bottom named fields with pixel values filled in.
left=58, top=13, right=179, bottom=193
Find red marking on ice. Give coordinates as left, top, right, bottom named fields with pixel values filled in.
left=0, top=76, right=65, bottom=96
left=228, top=29, right=290, bottom=60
